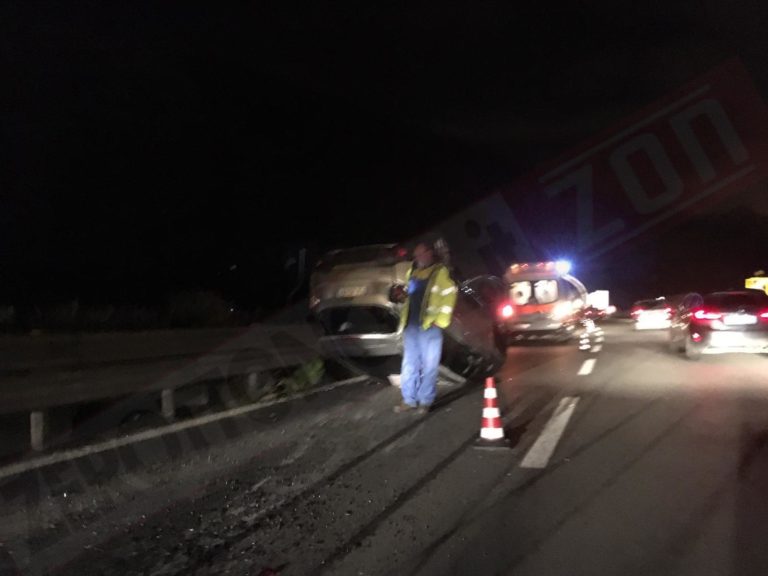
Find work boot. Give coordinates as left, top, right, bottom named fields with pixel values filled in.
left=393, top=402, right=417, bottom=414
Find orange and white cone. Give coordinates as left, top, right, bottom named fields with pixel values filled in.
left=475, top=377, right=509, bottom=448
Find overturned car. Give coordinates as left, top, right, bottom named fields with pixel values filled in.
left=309, top=244, right=506, bottom=379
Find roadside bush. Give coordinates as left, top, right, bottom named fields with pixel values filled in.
left=167, top=291, right=233, bottom=328
left=79, top=305, right=115, bottom=328
left=278, top=358, right=326, bottom=395
left=6, top=290, right=245, bottom=332
left=0, top=305, right=15, bottom=330
left=47, top=300, right=80, bottom=328
left=110, top=306, right=162, bottom=330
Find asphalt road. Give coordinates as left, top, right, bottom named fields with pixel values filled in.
left=3, top=320, right=768, bottom=576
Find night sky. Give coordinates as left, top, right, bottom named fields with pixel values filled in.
left=2, top=2, right=768, bottom=314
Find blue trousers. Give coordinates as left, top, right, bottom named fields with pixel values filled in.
left=401, top=324, right=443, bottom=406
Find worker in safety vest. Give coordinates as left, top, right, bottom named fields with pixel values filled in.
left=393, top=241, right=457, bottom=414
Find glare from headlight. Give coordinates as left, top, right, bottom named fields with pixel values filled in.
left=551, top=300, right=573, bottom=320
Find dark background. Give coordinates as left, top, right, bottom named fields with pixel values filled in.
left=2, top=2, right=768, bottom=323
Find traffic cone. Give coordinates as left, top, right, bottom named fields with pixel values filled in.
left=475, top=376, right=509, bottom=449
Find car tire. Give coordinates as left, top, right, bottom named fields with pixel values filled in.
left=669, top=334, right=684, bottom=354
left=685, top=338, right=702, bottom=361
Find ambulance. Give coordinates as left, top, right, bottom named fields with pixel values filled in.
left=494, top=260, right=588, bottom=346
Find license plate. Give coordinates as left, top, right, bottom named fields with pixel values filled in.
left=337, top=286, right=367, bottom=298
left=640, top=311, right=667, bottom=318
left=723, top=314, right=757, bottom=326
left=710, top=331, right=746, bottom=346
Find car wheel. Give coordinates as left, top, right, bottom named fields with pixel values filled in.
left=684, top=338, right=702, bottom=361
left=669, top=334, right=684, bottom=354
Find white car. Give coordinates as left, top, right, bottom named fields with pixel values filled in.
left=632, top=298, right=672, bottom=330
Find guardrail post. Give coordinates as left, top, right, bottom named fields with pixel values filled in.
left=247, top=372, right=259, bottom=398
left=161, top=389, right=175, bottom=420
left=30, top=411, right=47, bottom=451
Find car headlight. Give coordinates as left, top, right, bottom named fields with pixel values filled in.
left=551, top=301, right=573, bottom=320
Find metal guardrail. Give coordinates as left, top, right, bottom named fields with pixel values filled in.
left=0, top=324, right=336, bottom=452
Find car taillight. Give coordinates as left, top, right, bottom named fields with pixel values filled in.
left=693, top=309, right=722, bottom=321
left=760, top=311, right=768, bottom=320
left=631, top=308, right=643, bottom=316
left=499, top=303, right=514, bottom=319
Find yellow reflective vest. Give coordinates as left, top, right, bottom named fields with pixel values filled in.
left=399, top=264, right=458, bottom=331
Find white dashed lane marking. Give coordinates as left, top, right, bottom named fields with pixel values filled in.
left=520, top=396, right=580, bottom=469
left=578, top=358, right=597, bottom=375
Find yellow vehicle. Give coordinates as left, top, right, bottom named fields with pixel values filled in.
left=745, top=273, right=768, bottom=295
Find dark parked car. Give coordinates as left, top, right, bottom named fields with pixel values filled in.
left=669, top=290, right=768, bottom=360
left=309, top=245, right=506, bottom=378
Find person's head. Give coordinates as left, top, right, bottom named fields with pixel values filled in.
left=413, top=242, right=435, bottom=269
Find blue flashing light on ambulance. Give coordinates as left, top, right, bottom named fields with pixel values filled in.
left=493, top=260, right=588, bottom=347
